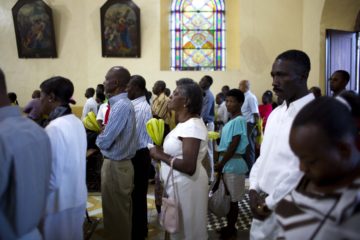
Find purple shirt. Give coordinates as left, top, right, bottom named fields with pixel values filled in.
left=23, top=98, right=42, bottom=120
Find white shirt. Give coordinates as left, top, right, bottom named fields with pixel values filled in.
left=217, top=101, right=229, bottom=124
left=96, top=102, right=108, bottom=121
left=81, top=97, right=98, bottom=119
left=249, top=93, right=314, bottom=209
left=45, top=114, right=87, bottom=213
left=131, top=96, right=152, bottom=150
left=161, top=118, right=208, bottom=182
left=241, top=90, right=259, bottom=123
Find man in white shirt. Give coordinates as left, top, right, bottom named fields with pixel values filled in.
left=81, top=87, right=98, bottom=119
left=215, top=92, right=229, bottom=130
left=249, top=50, right=315, bottom=239
left=239, top=80, right=259, bottom=170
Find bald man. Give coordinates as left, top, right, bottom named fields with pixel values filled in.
left=239, top=80, right=260, bottom=171
left=96, top=66, right=137, bottom=240
left=0, top=69, right=51, bottom=239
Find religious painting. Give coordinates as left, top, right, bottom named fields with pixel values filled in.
left=12, top=0, right=57, bottom=58
left=100, top=0, right=141, bottom=58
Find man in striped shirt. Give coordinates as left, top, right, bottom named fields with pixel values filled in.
left=96, top=66, right=137, bottom=240
left=127, top=75, right=153, bottom=239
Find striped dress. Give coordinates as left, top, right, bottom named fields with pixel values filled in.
left=275, top=177, right=360, bottom=239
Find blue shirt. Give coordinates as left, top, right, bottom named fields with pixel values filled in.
left=131, top=96, right=153, bottom=150
left=0, top=106, right=51, bottom=239
left=241, top=90, right=259, bottom=124
left=218, top=115, right=249, bottom=175
left=96, top=93, right=137, bottom=160
left=201, top=89, right=215, bottom=123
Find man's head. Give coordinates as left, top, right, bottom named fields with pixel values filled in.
left=32, top=90, right=41, bottom=99
left=96, top=84, right=105, bottom=95
left=0, top=69, right=10, bottom=107
left=96, top=92, right=106, bottom=104
left=329, top=70, right=350, bottom=96
left=164, top=88, right=171, bottom=97
left=127, top=75, right=146, bottom=100
left=199, top=75, right=213, bottom=90
left=152, top=80, right=166, bottom=96
left=103, top=66, right=131, bottom=97
left=238, top=80, right=250, bottom=93
left=309, top=86, right=322, bottom=98
left=216, top=92, right=225, bottom=105
left=221, top=85, right=230, bottom=96
left=261, top=90, right=273, bottom=104
left=85, top=88, right=95, bottom=98
left=271, top=50, right=310, bottom=105
left=290, top=96, right=359, bottom=187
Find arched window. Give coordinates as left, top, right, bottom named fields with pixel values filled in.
left=171, top=0, right=225, bottom=71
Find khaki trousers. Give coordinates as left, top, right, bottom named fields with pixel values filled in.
left=101, top=158, right=134, bottom=240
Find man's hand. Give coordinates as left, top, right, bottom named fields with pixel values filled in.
left=249, top=189, right=272, bottom=220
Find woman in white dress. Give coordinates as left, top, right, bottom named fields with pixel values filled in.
left=150, top=78, right=208, bottom=240
left=39, top=76, right=87, bottom=240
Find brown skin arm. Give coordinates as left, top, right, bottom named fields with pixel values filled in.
left=215, top=135, right=241, bottom=172
left=249, top=189, right=272, bottom=220
left=149, top=137, right=201, bottom=176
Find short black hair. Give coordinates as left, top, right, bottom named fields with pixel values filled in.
left=40, top=76, right=74, bottom=104
left=86, top=88, right=95, bottom=98
left=201, top=75, right=213, bottom=86
left=96, top=92, right=106, bottom=102
left=96, top=84, right=104, bottom=94
left=7, top=92, right=18, bottom=104
left=226, top=89, right=245, bottom=103
left=276, top=49, right=311, bottom=75
left=164, top=88, right=171, bottom=97
left=176, top=78, right=203, bottom=115
left=334, top=70, right=350, bottom=83
left=292, top=95, right=359, bottom=143
left=130, top=75, right=146, bottom=91
left=222, top=85, right=230, bottom=92
left=309, top=86, right=322, bottom=98
left=216, top=92, right=225, bottom=101
left=155, top=80, right=166, bottom=92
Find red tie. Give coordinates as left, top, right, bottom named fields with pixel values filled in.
left=103, top=104, right=110, bottom=125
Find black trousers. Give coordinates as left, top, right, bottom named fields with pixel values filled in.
left=245, top=122, right=257, bottom=171
left=131, top=148, right=151, bottom=240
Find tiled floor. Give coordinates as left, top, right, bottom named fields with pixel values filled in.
left=85, top=180, right=251, bottom=239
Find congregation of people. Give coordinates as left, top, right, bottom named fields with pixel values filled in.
left=1, top=49, right=360, bottom=240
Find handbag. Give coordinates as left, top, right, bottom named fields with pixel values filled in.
left=160, top=158, right=179, bottom=233
left=208, top=174, right=231, bottom=217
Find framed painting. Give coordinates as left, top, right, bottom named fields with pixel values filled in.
left=12, top=0, right=57, bottom=58
left=100, top=0, right=141, bottom=58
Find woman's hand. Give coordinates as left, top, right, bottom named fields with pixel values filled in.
left=215, top=161, right=224, bottom=172
left=149, top=145, right=164, bottom=161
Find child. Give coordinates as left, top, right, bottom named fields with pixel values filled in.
left=275, top=95, right=360, bottom=239
left=215, top=89, right=249, bottom=239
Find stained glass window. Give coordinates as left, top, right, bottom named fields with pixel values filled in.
left=171, top=0, right=225, bottom=71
